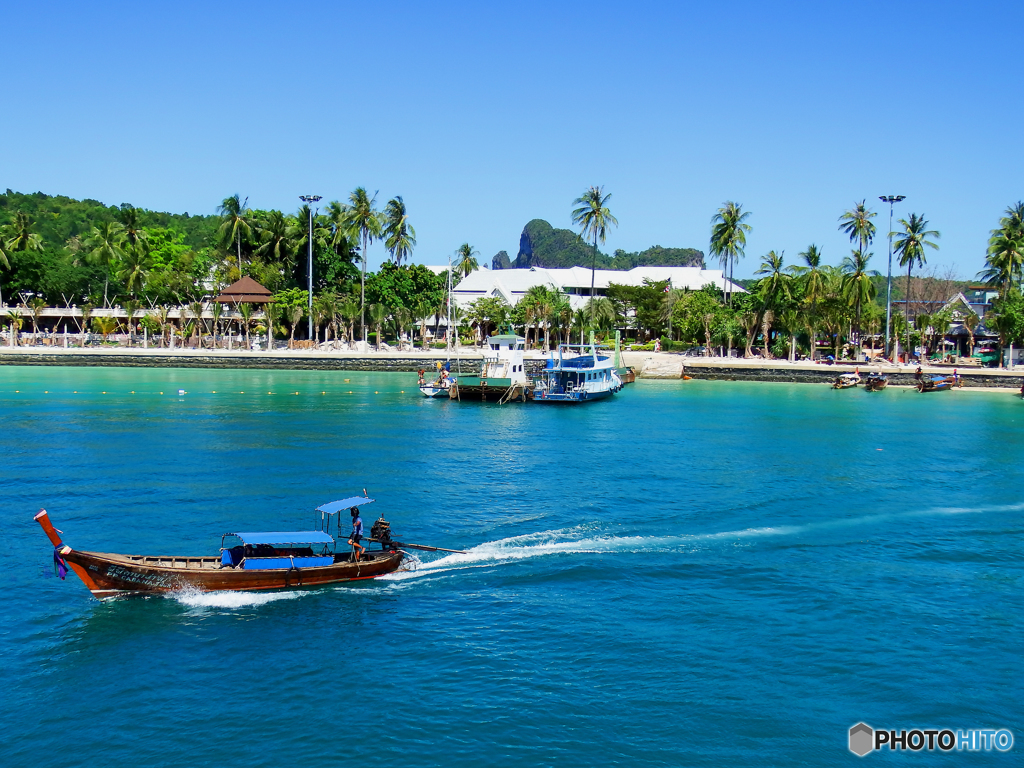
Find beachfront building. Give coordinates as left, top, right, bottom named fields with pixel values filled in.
left=449, top=266, right=745, bottom=311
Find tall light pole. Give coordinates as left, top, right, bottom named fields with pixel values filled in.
left=879, top=195, right=905, bottom=359
left=300, top=194, right=322, bottom=340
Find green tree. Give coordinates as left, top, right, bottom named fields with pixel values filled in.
left=709, top=201, right=751, bottom=305
left=893, top=213, right=940, bottom=360
left=369, top=303, right=390, bottom=350
left=455, top=243, right=479, bottom=279
left=1, top=213, right=44, bottom=307
left=571, top=186, right=618, bottom=327
left=979, top=202, right=1024, bottom=298
left=84, top=221, right=126, bottom=307
left=755, top=250, right=792, bottom=309
left=217, top=194, right=252, bottom=278
left=343, top=188, right=382, bottom=345
left=838, top=200, right=876, bottom=263
left=383, top=196, right=416, bottom=266
left=840, top=249, right=877, bottom=347
left=789, top=244, right=826, bottom=360
left=117, top=240, right=154, bottom=298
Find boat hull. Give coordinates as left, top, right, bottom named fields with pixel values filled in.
left=534, top=387, right=616, bottom=403
left=419, top=385, right=451, bottom=398
left=59, top=548, right=404, bottom=599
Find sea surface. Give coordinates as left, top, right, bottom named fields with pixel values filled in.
left=1, top=366, right=1021, bottom=766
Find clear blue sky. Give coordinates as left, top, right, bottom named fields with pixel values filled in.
left=4, top=1, right=1020, bottom=280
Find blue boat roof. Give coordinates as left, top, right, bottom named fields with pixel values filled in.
left=316, top=497, right=374, bottom=514
left=231, top=531, right=335, bottom=546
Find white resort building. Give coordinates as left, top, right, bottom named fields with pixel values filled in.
left=444, top=266, right=746, bottom=311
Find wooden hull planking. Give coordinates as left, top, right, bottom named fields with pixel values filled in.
left=36, top=509, right=403, bottom=600
left=63, top=549, right=404, bottom=599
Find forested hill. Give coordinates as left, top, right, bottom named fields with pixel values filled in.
left=0, top=190, right=218, bottom=251
left=491, top=219, right=705, bottom=270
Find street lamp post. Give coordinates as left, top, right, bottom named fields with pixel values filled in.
left=879, top=195, right=905, bottom=359
left=299, top=195, right=322, bottom=341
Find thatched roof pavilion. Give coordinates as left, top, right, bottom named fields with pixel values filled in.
left=213, top=276, right=273, bottom=305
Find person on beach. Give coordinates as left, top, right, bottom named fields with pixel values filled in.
left=349, top=507, right=365, bottom=563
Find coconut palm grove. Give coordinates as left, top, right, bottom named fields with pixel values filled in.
left=1, top=187, right=1023, bottom=362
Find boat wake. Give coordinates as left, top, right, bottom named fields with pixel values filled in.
left=379, top=501, right=1015, bottom=584
left=167, top=585, right=307, bottom=609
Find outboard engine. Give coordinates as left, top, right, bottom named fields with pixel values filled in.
left=370, top=515, right=394, bottom=550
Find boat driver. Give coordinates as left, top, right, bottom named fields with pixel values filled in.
left=349, top=507, right=366, bottom=563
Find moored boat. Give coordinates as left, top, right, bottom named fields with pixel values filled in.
left=917, top=374, right=955, bottom=393
left=36, top=496, right=407, bottom=600
left=419, top=363, right=455, bottom=398
left=864, top=373, right=888, bottom=391
left=831, top=372, right=861, bottom=389
left=450, top=333, right=530, bottom=402
left=532, top=343, right=623, bottom=403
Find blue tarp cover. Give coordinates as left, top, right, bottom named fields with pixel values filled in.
left=316, top=497, right=374, bottom=514
left=231, top=531, right=335, bottom=545
left=244, top=556, right=334, bottom=570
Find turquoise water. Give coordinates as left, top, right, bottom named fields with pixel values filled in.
left=2, top=367, right=1021, bottom=766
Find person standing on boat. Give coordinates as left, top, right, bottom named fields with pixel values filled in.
left=349, top=507, right=365, bottom=563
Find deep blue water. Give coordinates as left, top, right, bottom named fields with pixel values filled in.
left=1, top=367, right=1021, bottom=766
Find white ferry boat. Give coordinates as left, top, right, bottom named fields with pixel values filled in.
left=532, top=343, right=623, bottom=403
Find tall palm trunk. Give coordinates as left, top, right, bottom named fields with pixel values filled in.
left=589, top=235, right=597, bottom=329
left=237, top=229, right=242, bottom=276
left=905, top=264, right=912, bottom=362
left=361, top=233, right=368, bottom=344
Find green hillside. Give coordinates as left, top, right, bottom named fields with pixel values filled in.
left=494, top=219, right=704, bottom=270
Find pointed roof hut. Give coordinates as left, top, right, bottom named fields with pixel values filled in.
left=213, top=276, right=273, bottom=305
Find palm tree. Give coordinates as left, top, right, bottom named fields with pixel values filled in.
left=779, top=308, right=801, bottom=362
left=210, top=302, right=224, bottom=348
left=339, top=297, right=359, bottom=344
left=838, top=200, right=877, bottom=262
left=217, top=195, right=252, bottom=277
left=455, top=243, right=479, bottom=279
left=1, top=213, right=44, bottom=308
left=255, top=210, right=293, bottom=266
left=789, top=244, right=826, bottom=360
left=92, top=315, right=117, bottom=341
left=588, top=297, right=616, bottom=335
left=893, top=213, right=941, bottom=361
left=661, top=288, right=687, bottom=341
left=383, top=196, right=416, bottom=266
left=238, top=303, right=254, bottom=349
left=123, top=299, right=141, bottom=346
left=572, top=186, right=619, bottom=327
left=413, top=299, right=433, bottom=349
left=117, top=240, right=153, bottom=298
left=369, top=303, right=390, bottom=351
left=189, top=301, right=205, bottom=348
left=840, top=249, right=877, bottom=347
left=0, top=238, right=10, bottom=308
left=709, top=202, right=751, bottom=305
left=755, top=250, right=792, bottom=309
left=5, top=212, right=44, bottom=254
left=343, top=188, right=381, bottom=345
left=963, top=311, right=979, bottom=357
left=980, top=205, right=1024, bottom=298
left=85, top=221, right=126, bottom=307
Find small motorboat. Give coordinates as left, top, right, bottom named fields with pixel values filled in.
left=831, top=372, right=861, bottom=390
left=419, top=371, right=455, bottom=398
left=34, top=496, right=448, bottom=600
left=864, top=373, right=888, bottom=392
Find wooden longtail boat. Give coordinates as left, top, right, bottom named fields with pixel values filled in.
left=831, top=372, right=861, bottom=390
left=916, top=374, right=958, bottom=393
left=864, top=373, right=888, bottom=392
left=35, top=496, right=408, bottom=600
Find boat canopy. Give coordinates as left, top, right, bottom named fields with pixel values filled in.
left=316, top=497, right=374, bottom=515
left=231, top=531, right=335, bottom=546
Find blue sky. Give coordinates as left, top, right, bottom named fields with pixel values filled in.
left=3, top=1, right=1020, bottom=279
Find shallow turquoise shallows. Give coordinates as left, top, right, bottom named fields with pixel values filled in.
left=2, top=367, right=1021, bottom=767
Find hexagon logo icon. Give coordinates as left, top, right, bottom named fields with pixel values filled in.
left=849, top=723, right=874, bottom=757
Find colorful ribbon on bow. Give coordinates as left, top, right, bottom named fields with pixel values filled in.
left=53, top=546, right=69, bottom=580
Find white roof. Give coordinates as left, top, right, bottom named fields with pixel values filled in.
left=451, top=265, right=744, bottom=309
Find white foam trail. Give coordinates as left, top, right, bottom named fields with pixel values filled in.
left=380, top=502, right=1013, bottom=583
left=168, top=586, right=304, bottom=609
